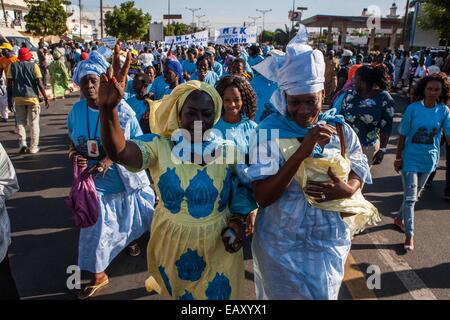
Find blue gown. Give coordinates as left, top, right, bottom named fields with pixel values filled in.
left=68, top=99, right=155, bottom=273
left=250, top=75, right=278, bottom=123
left=149, top=75, right=173, bottom=100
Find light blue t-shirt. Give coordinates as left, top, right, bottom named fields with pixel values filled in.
left=250, top=74, right=278, bottom=123
left=248, top=55, right=264, bottom=67
left=182, top=60, right=197, bottom=76
left=126, top=96, right=148, bottom=121
left=68, top=99, right=143, bottom=194
left=190, top=71, right=220, bottom=86
left=214, top=117, right=257, bottom=157
left=399, top=101, right=450, bottom=173
left=212, top=61, right=223, bottom=78
left=149, top=75, right=172, bottom=100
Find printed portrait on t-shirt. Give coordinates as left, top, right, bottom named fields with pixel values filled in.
left=411, top=127, right=438, bottom=145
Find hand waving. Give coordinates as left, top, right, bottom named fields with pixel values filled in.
left=98, top=43, right=132, bottom=109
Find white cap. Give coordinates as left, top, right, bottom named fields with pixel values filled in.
left=342, top=49, right=353, bottom=57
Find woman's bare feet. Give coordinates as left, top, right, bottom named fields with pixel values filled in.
left=404, top=236, right=414, bottom=251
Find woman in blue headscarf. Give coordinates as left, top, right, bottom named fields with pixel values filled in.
left=148, top=55, right=185, bottom=100
left=69, top=47, right=155, bottom=299
left=238, top=26, right=378, bottom=300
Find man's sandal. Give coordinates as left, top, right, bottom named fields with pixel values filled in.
left=77, top=277, right=109, bottom=300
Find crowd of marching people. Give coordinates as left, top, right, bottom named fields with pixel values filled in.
left=1, top=24, right=450, bottom=300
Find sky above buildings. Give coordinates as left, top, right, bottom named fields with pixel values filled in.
left=73, top=0, right=408, bottom=31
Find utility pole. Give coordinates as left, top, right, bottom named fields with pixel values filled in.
left=79, top=0, right=82, bottom=40
left=185, top=7, right=201, bottom=27
left=1, top=0, right=7, bottom=27
left=168, top=0, right=170, bottom=24
left=100, top=0, right=104, bottom=39
left=256, top=9, right=272, bottom=34
left=402, top=0, right=410, bottom=50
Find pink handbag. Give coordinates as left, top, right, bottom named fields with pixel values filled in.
left=65, top=155, right=99, bottom=228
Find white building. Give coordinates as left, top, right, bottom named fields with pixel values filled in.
left=0, top=0, right=29, bottom=31
left=66, top=5, right=113, bottom=40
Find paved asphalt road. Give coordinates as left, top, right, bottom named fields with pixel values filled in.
left=1, top=92, right=449, bottom=300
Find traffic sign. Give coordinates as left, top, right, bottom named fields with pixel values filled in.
left=288, top=11, right=302, bottom=22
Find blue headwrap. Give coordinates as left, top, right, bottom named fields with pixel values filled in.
left=165, top=57, right=186, bottom=84
left=72, top=51, right=110, bottom=86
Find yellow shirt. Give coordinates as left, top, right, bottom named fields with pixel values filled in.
left=7, top=62, right=42, bottom=106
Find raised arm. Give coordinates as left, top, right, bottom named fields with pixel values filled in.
left=97, top=44, right=143, bottom=169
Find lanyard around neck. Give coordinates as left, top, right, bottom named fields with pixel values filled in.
left=86, top=105, right=100, bottom=140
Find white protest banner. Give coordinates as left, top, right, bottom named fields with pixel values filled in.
left=214, top=26, right=258, bottom=45
left=165, top=30, right=209, bottom=47
left=101, top=37, right=117, bottom=48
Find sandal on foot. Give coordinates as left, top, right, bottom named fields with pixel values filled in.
left=78, top=277, right=109, bottom=300
left=128, top=243, right=141, bottom=257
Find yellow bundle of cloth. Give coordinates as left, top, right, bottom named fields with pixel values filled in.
left=277, top=138, right=380, bottom=238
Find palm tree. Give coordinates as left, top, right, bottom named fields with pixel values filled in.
left=274, top=24, right=299, bottom=46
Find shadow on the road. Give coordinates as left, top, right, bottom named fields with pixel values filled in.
left=351, top=242, right=406, bottom=256
left=92, top=286, right=157, bottom=300
left=346, top=262, right=450, bottom=299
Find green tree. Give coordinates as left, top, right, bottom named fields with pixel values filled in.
left=104, top=1, right=151, bottom=41
left=417, top=0, right=450, bottom=40
left=24, top=0, right=72, bottom=37
left=260, top=30, right=275, bottom=43
left=164, top=22, right=201, bottom=36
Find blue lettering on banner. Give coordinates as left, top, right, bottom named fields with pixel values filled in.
left=176, top=36, right=182, bottom=42
left=223, top=28, right=230, bottom=34
left=232, top=27, right=238, bottom=34
left=240, top=27, right=247, bottom=34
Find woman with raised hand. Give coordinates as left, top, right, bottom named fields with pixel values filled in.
left=96, top=46, right=256, bottom=299
left=69, top=46, right=155, bottom=299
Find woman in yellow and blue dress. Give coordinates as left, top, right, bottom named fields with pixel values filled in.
left=96, top=50, right=256, bottom=300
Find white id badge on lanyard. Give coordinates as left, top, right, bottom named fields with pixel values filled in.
left=87, top=140, right=100, bottom=158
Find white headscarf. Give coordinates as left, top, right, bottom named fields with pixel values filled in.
left=253, top=25, right=325, bottom=115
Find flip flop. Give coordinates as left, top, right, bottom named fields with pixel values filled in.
left=78, top=277, right=109, bottom=300
left=128, top=243, right=141, bottom=257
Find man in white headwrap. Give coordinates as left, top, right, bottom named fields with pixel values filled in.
left=237, top=25, right=377, bottom=300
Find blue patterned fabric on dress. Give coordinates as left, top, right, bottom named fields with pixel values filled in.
left=159, top=265, right=173, bottom=296
left=179, top=290, right=195, bottom=300
left=339, top=90, right=394, bottom=147
left=158, top=168, right=184, bottom=214
left=205, top=273, right=231, bottom=300
left=176, top=249, right=207, bottom=281
left=186, top=169, right=219, bottom=218
left=218, top=168, right=232, bottom=212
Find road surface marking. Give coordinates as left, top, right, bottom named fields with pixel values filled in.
left=367, top=232, right=437, bottom=300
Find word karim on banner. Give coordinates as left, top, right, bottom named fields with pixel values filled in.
left=180, top=304, right=267, bottom=317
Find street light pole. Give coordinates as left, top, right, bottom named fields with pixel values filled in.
left=100, top=0, right=103, bottom=39
left=256, top=9, right=272, bottom=34
left=79, top=0, right=82, bottom=40
left=185, top=7, right=201, bottom=27
left=195, top=14, right=206, bottom=29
